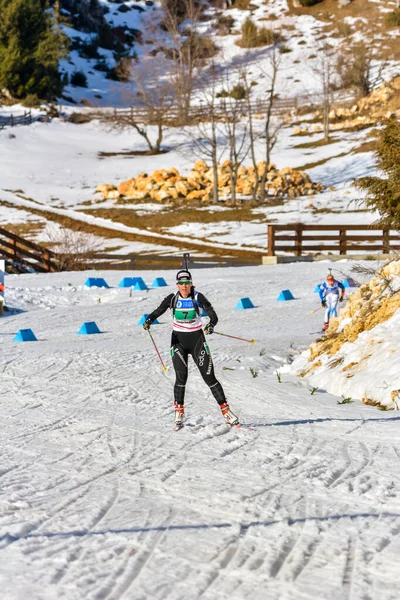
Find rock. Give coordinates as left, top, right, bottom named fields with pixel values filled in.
left=186, top=190, right=207, bottom=200
left=193, top=159, right=208, bottom=172
left=118, top=179, right=136, bottom=197
left=150, top=189, right=171, bottom=202
left=96, top=183, right=118, bottom=199
left=175, top=180, right=189, bottom=197
left=186, top=177, right=202, bottom=191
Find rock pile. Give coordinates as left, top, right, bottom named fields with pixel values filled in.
left=294, top=77, right=400, bottom=135
left=96, top=160, right=325, bottom=203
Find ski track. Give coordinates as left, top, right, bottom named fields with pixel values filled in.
left=1, top=270, right=400, bottom=599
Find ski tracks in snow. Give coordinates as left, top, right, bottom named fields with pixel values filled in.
left=1, top=324, right=400, bottom=599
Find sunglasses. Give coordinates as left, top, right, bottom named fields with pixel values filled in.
left=177, top=280, right=192, bottom=285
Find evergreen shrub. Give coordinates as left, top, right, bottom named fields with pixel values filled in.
left=71, top=70, right=88, bottom=87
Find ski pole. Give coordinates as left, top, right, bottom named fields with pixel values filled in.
left=311, top=306, right=323, bottom=315
left=147, top=330, right=167, bottom=371
left=214, top=331, right=255, bottom=344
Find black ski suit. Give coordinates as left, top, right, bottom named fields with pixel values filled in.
left=145, top=290, right=227, bottom=408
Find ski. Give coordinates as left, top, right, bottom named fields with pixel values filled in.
left=235, top=423, right=256, bottom=431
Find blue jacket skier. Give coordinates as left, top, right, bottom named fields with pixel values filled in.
left=319, top=274, right=345, bottom=331
left=143, top=270, right=238, bottom=429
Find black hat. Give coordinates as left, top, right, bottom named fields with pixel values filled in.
left=176, top=270, right=192, bottom=282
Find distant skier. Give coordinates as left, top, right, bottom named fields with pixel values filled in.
left=143, top=270, right=238, bottom=429
left=319, top=273, right=345, bottom=331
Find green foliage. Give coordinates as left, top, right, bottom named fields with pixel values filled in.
left=217, top=83, right=247, bottom=100
left=249, top=367, right=258, bottom=378
left=298, top=0, right=324, bottom=6
left=310, top=386, right=319, bottom=395
left=71, top=70, right=88, bottom=87
left=0, top=0, right=68, bottom=100
left=337, top=397, right=354, bottom=405
left=276, top=371, right=282, bottom=383
left=259, top=347, right=266, bottom=356
left=21, top=93, right=41, bottom=108
left=385, top=9, right=400, bottom=27
left=355, top=119, right=400, bottom=230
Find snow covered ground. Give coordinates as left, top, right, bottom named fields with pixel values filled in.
left=1, top=262, right=399, bottom=600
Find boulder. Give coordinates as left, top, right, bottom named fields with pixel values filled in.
left=96, top=183, right=118, bottom=198
left=118, top=178, right=136, bottom=197
left=175, top=180, right=190, bottom=196
left=193, top=159, right=208, bottom=172
left=186, top=189, right=207, bottom=200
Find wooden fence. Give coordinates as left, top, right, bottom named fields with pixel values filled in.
left=109, top=89, right=355, bottom=125
left=0, top=228, right=259, bottom=273
left=0, top=227, right=59, bottom=272
left=0, top=110, right=32, bottom=129
left=267, top=224, right=400, bottom=256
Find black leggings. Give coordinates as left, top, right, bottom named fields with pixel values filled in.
left=171, top=330, right=226, bottom=407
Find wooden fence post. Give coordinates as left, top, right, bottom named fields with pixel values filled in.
left=382, top=229, right=390, bottom=253
left=339, top=228, right=347, bottom=255
left=295, top=224, right=303, bottom=256
left=267, top=225, right=275, bottom=256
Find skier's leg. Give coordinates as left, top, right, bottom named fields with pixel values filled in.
left=171, top=336, right=188, bottom=411
left=329, top=295, right=339, bottom=318
left=192, top=333, right=227, bottom=405
left=191, top=334, right=238, bottom=424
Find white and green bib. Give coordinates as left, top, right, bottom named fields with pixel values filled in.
left=172, top=294, right=202, bottom=332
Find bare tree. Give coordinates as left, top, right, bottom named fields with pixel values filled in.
left=337, top=41, right=386, bottom=98
left=182, top=63, right=224, bottom=203
left=241, top=68, right=261, bottom=202
left=42, top=224, right=102, bottom=271
left=258, top=44, right=284, bottom=202
left=101, top=54, right=176, bottom=154
left=161, top=0, right=216, bottom=123
left=220, top=97, right=250, bottom=206
left=314, top=44, right=336, bottom=143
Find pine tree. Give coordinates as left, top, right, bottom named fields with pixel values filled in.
left=355, top=119, right=400, bottom=230
left=0, top=0, right=68, bottom=100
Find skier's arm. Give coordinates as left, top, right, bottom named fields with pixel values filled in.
left=318, top=284, right=326, bottom=302
left=146, top=294, right=175, bottom=324
left=197, top=292, right=218, bottom=326
left=338, top=282, right=345, bottom=301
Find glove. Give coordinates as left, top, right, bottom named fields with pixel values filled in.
left=321, top=299, right=326, bottom=307
left=143, top=318, right=152, bottom=331
left=204, top=322, right=214, bottom=335
left=339, top=296, right=344, bottom=303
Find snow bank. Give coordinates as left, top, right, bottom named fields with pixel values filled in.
left=289, top=260, right=400, bottom=410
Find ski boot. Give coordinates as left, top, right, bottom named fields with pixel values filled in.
left=220, top=402, right=239, bottom=426
left=174, top=404, right=185, bottom=430
left=322, top=322, right=329, bottom=331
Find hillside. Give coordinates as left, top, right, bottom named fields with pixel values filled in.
left=1, top=0, right=399, bottom=258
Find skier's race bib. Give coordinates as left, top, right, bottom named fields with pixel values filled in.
left=173, top=297, right=202, bottom=331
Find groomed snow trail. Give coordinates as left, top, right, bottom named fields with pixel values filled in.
left=0, top=265, right=399, bottom=600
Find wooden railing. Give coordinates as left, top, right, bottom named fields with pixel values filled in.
left=0, top=110, right=32, bottom=129
left=107, top=89, right=356, bottom=125
left=267, top=224, right=400, bottom=256
left=0, top=227, right=59, bottom=272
